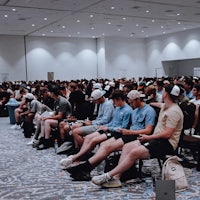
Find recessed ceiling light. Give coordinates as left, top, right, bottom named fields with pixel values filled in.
left=152, top=19, right=155, bottom=22
left=44, top=18, right=48, bottom=20
left=32, top=24, right=35, bottom=27
left=77, top=20, right=80, bottom=22
left=12, top=8, right=16, bottom=11
left=130, top=33, right=134, bottom=37
left=141, top=30, right=144, bottom=33
left=136, top=24, right=139, bottom=26
left=178, top=21, right=181, bottom=24
left=102, top=33, right=105, bottom=36
left=62, top=25, right=66, bottom=28
left=92, top=36, right=95, bottom=38
left=118, top=29, right=121, bottom=31
left=42, top=34, right=46, bottom=36
left=108, top=22, right=111, bottom=25
left=4, top=15, right=8, bottom=18
left=90, top=14, right=94, bottom=18
left=122, top=17, right=126, bottom=20
left=146, top=10, right=150, bottom=13
left=91, top=27, right=95, bottom=30
left=68, top=34, right=71, bottom=37
left=77, top=32, right=80, bottom=34
left=183, top=27, right=187, bottom=30
left=177, top=13, right=180, bottom=16
left=163, top=32, right=166, bottom=34
left=111, top=6, right=115, bottom=10
left=50, top=30, right=54, bottom=33
left=161, top=26, right=164, bottom=28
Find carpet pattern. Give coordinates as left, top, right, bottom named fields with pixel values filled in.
left=0, top=117, right=200, bottom=200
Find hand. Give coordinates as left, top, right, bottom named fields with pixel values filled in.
left=138, top=134, right=151, bottom=142
left=97, top=126, right=108, bottom=132
left=119, top=128, right=130, bottom=135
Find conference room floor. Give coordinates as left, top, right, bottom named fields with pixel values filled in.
left=0, top=117, right=200, bottom=200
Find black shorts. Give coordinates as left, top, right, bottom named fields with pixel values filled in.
left=142, top=139, right=174, bottom=157
left=121, top=135, right=138, bottom=144
left=98, top=130, right=122, bottom=139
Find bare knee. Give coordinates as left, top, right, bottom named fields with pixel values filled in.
left=59, top=121, right=66, bottom=129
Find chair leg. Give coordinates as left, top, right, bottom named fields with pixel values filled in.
left=157, top=158, right=162, bottom=172
left=138, top=159, right=143, bottom=179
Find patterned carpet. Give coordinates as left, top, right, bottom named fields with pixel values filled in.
left=0, top=117, right=200, bottom=200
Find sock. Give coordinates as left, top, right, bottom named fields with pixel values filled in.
left=106, top=172, right=111, bottom=180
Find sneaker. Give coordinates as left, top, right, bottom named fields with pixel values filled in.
left=102, top=177, right=122, bottom=188
left=27, top=139, right=39, bottom=146
left=11, top=124, right=21, bottom=130
left=92, top=173, right=111, bottom=186
left=60, top=155, right=74, bottom=169
left=27, top=139, right=34, bottom=145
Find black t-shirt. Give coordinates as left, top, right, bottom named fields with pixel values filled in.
left=0, top=91, right=10, bottom=105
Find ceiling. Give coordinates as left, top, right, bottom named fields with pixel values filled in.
left=1, top=0, right=200, bottom=39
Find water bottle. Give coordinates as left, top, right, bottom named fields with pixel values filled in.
left=143, top=176, right=154, bottom=199
left=54, top=139, right=58, bottom=153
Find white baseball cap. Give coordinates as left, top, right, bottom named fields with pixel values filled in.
left=91, top=89, right=106, bottom=100
left=127, top=90, right=143, bottom=100
left=24, top=93, right=35, bottom=100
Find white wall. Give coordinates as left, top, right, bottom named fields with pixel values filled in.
left=146, top=28, right=200, bottom=77
left=0, top=35, right=26, bottom=81
left=104, top=37, right=147, bottom=80
left=26, top=36, right=97, bottom=81
left=1, top=28, right=200, bottom=82
left=96, top=38, right=106, bottom=79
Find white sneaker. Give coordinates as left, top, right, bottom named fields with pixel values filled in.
left=27, top=139, right=39, bottom=146
left=102, top=177, right=122, bottom=188
left=27, top=139, right=34, bottom=145
left=11, top=124, right=21, bottom=130
left=92, top=173, right=111, bottom=186
left=60, top=155, right=74, bottom=169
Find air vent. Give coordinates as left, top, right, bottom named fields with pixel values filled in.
left=141, top=26, right=148, bottom=29
left=131, top=6, right=140, bottom=9
left=165, top=10, right=174, bottom=13
left=116, top=24, right=123, bottom=27
left=18, top=17, right=31, bottom=21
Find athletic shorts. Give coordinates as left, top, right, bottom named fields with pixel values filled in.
left=98, top=130, right=121, bottom=139
left=80, top=125, right=98, bottom=136
left=121, top=135, right=138, bottom=144
left=142, top=139, right=174, bottom=157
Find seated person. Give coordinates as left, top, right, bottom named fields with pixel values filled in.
left=0, top=85, right=10, bottom=117
left=37, top=85, right=72, bottom=150
left=60, top=90, right=132, bottom=169
left=59, top=89, right=114, bottom=148
left=91, top=84, right=183, bottom=188
left=60, top=90, right=156, bottom=180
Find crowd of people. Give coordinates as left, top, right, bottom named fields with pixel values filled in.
left=0, top=75, right=200, bottom=188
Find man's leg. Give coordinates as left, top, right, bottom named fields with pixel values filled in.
left=60, top=131, right=107, bottom=170
left=88, top=137, right=124, bottom=167
left=44, top=119, right=58, bottom=139
left=72, top=131, right=106, bottom=161
left=92, top=140, right=150, bottom=187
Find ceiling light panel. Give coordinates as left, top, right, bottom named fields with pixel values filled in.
left=0, top=0, right=200, bottom=38
left=0, top=5, right=69, bottom=35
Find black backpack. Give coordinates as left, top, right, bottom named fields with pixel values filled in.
left=179, top=102, right=196, bottom=130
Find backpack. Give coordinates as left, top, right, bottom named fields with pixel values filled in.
left=162, top=156, right=188, bottom=191
left=179, top=102, right=196, bottom=130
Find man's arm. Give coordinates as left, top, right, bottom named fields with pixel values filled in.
left=120, top=124, right=154, bottom=135
left=139, top=127, right=175, bottom=142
